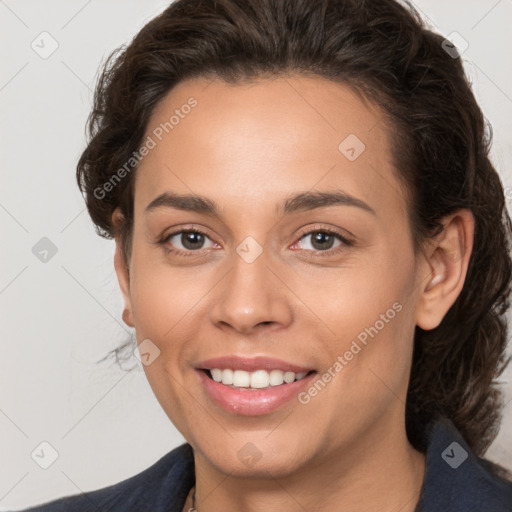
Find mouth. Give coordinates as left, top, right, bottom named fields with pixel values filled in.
left=195, top=356, right=318, bottom=415
left=200, top=368, right=317, bottom=390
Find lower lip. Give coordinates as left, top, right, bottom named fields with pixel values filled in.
left=197, top=370, right=317, bottom=416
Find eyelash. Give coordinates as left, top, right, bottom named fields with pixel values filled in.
left=158, top=225, right=354, bottom=258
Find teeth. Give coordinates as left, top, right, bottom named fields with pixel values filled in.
left=250, top=370, right=270, bottom=389
left=269, top=369, right=284, bottom=386
left=283, top=371, right=295, bottom=383
left=209, top=368, right=310, bottom=389
left=221, top=368, right=233, bottom=385
left=233, top=369, right=250, bottom=387
left=211, top=368, right=223, bottom=382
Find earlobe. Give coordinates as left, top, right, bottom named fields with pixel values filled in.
left=114, top=243, right=134, bottom=328
left=416, top=209, right=474, bottom=331
left=112, top=208, right=135, bottom=328
left=122, top=308, right=133, bottom=327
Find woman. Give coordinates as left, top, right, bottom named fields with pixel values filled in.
left=16, top=0, right=512, bottom=510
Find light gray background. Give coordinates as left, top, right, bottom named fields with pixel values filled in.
left=1, top=0, right=511, bottom=510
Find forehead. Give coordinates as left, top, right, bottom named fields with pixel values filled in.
left=133, top=75, right=408, bottom=223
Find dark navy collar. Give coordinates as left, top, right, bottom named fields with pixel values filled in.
left=414, top=416, right=512, bottom=511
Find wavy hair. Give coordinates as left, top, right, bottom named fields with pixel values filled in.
left=76, top=0, right=512, bottom=469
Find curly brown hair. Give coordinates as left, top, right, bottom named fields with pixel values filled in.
left=76, top=0, right=512, bottom=466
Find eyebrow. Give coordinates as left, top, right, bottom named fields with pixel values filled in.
left=145, top=190, right=376, bottom=217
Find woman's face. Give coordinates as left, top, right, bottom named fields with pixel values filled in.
left=115, top=75, right=433, bottom=477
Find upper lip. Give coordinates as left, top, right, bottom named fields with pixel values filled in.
left=196, top=356, right=315, bottom=373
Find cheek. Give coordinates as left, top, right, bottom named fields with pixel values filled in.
left=129, top=249, right=209, bottom=338
left=306, top=246, right=416, bottom=389
left=306, top=249, right=412, bottom=341
left=127, top=251, right=208, bottom=430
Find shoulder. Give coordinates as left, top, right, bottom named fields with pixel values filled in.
left=9, top=443, right=195, bottom=512
left=416, top=417, right=512, bottom=512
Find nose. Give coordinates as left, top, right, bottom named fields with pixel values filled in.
left=209, top=249, right=293, bottom=335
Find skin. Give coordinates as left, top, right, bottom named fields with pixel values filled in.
left=112, top=75, right=474, bottom=512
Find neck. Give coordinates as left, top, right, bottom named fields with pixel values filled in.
left=185, top=414, right=426, bottom=512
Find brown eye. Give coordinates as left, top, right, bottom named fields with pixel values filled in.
left=296, top=230, right=351, bottom=252
left=162, top=229, right=216, bottom=254
left=307, top=232, right=337, bottom=251
left=178, top=231, right=206, bottom=250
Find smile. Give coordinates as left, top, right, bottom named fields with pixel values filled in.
left=196, top=369, right=318, bottom=416
left=208, top=368, right=312, bottom=389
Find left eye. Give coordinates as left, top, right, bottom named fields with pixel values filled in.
left=295, top=230, right=346, bottom=252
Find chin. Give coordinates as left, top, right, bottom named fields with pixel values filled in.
left=195, top=435, right=313, bottom=479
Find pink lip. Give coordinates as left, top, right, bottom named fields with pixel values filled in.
left=196, top=355, right=314, bottom=373
left=197, top=369, right=317, bottom=415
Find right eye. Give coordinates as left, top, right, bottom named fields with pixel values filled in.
left=160, top=228, right=218, bottom=256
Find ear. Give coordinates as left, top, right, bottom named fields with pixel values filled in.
left=112, top=208, right=134, bottom=328
left=415, top=209, right=474, bottom=330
